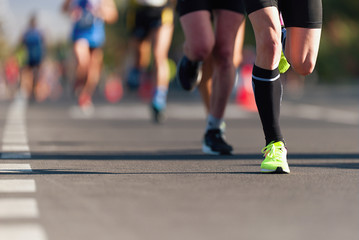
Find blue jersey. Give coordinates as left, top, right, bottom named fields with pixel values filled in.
left=23, top=28, right=44, bottom=66
left=71, top=0, right=105, bottom=48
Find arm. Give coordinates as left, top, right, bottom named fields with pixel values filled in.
left=62, top=0, right=72, bottom=13
left=98, top=0, right=118, bottom=24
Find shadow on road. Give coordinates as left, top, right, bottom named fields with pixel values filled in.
left=3, top=150, right=259, bottom=161
left=0, top=169, right=262, bottom=175
left=1, top=152, right=358, bottom=174
left=1, top=151, right=358, bottom=162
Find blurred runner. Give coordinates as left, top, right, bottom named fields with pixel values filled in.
left=21, top=14, right=45, bottom=100
left=176, top=1, right=246, bottom=155
left=197, top=23, right=246, bottom=115
left=62, top=0, right=118, bottom=114
left=126, top=0, right=175, bottom=123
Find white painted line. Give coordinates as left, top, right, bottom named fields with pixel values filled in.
left=1, top=152, right=31, bottom=159
left=4, top=122, right=26, bottom=126
left=2, top=138, right=28, bottom=144
left=5, top=125, right=26, bottom=131
left=0, top=198, right=39, bottom=218
left=3, top=128, right=27, bottom=133
left=2, top=131, right=27, bottom=135
left=0, top=179, right=36, bottom=193
left=2, top=135, right=27, bottom=141
left=5, top=123, right=25, bottom=127
left=3, top=129, right=27, bottom=135
left=2, top=145, right=30, bottom=152
left=7, top=117, right=26, bottom=121
left=0, top=224, right=47, bottom=240
left=1, top=95, right=31, bottom=159
left=8, top=112, right=26, bottom=117
left=0, top=164, right=32, bottom=173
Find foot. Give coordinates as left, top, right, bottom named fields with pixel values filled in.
left=202, top=129, right=233, bottom=155
left=78, top=93, right=94, bottom=116
left=151, top=104, right=166, bottom=124
left=176, top=56, right=202, bottom=91
left=261, top=141, right=290, bottom=173
left=127, top=68, right=141, bottom=90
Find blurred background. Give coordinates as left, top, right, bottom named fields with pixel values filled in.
left=0, top=0, right=357, bottom=103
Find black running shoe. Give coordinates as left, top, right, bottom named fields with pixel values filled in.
left=151, top=104, right=166, bottom=124
left=176, top=56, right=202, bottom=91
left=202, top=129, right=233, bottom=155
left=127, top=68, right=141, bottom=90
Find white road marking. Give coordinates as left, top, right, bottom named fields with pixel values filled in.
left=0, top=224, right=47, bottom=240
left=0, top=97, right=47, bottom=238
left=2, top=144, right=30, bottom=152
left=0, top=163, right=32, bottom=173
left=1, top=96, right=31, bottom=159
left=2, top=138, right=28, bottom=144
left=0, top=198, right=39, bottom=218
left=2, top=133, right=28, bottom=140
left=0, top=179, right=36, bottom=193
left=3, top=129, right=27, bottom=134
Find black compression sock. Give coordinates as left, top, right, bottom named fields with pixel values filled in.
left=252, top=65, right=284, bottom=145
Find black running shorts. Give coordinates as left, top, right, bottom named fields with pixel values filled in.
left=243, top=0, right=322, bottom=28
left=177, top=0, right=245, bottom=17
left=128, top=6, right=172, bottom=39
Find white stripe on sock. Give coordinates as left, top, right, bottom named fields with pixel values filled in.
left=252, top=74, right=280, bottom=82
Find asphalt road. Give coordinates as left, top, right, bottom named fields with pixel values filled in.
left=0, top=85, right=358, bottom=240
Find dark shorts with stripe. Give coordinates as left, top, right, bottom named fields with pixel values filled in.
left=243, top=0, right=322, bottom=28
left=177, top=0, right=245, bottom=17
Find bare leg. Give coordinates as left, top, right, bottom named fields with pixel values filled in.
left=210, top=10, right=244, bottom=119
left=21, top=67, right=34, bottom=98
left=81, top=48, right=103, bottom=96
left=233, top=21, right=246, bottom=68
left=248, top=7, right=282, bottom=69
left=148, top=23, right=174, bottom=122
left=133, top=37, right=151, bottom=70
left=198, top=20, right=245, bottom=114
left=285, top=27, right=321, bottom=75
left=152, top=23, right=174, bottom=88
left=198, top=56, right=213, bottom=113
left=180, top=11, right=215, bottom=62
left=73, top=39, right=91, bottom=94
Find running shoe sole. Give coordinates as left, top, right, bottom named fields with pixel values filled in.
left=202, top=143, right=232, bottom=155
left=175, top=58, right=203, bottom=91
left=261, top=167, right=290, bottom=174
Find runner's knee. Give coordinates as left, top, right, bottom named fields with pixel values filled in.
left=291, top=58, right=316, bottom=76
left=212, top=44, right=233, bottom=69
left=257, top=34, right=282, bottom=67
left=186, top=39, right=214, bottom=61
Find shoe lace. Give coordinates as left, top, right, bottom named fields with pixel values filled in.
left=261, top=141, right=284, bottom=161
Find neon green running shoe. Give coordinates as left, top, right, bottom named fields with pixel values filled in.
left=261, top=141, right=290, bottom=173
left=278, top=51, right=290, bottom=74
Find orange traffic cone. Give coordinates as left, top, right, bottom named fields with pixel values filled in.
left=236, top=64, right=257, bottom=112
